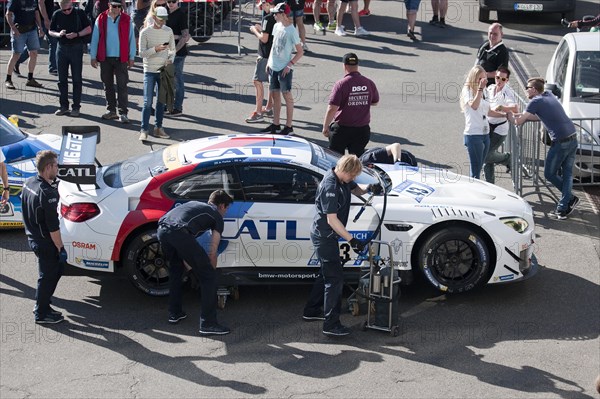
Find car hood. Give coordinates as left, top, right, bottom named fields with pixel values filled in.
left=379, top=165, right=532, bottom=218
left=3, top=133, right=62, bottom=164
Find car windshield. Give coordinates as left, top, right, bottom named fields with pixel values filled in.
left=573, top=51, right=600, bottom=100
left=103, top=148, right=167, bottom=188
left=0, top=115, right=27, bottom=146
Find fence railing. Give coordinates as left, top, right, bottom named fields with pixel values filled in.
left=506, top=109, right=600, bottom=196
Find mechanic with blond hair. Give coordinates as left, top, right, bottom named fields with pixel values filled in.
left=303, top=154, right=381, bottom=337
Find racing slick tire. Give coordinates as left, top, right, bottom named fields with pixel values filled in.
left=418, top=226, right=491, bottom=294
left=123, top=229, right=170, bottom=296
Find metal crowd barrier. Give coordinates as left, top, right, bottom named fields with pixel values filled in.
left=506, top=100, right=600, bottom=197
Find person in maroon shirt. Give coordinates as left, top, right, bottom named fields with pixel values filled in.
left=322, top=52, right=379, bottom=156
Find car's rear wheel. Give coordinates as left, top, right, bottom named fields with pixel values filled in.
left=123, top=229, right=170, bottom=296
left=418, top=226, right=490, bottom=293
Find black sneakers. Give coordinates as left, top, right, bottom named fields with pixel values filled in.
left=199, top=324, right=231, bottom=336
left=280, top=126, right=294, bottom=136
left=323, top=323, right=350, bottom=337
left=550, top=195, right=580, bottom=220
left=302, top=311, right=325, bottom=321
left=35, top=313, right=65, bottom=324
left=566, top=195, right=580, bottom=215
left=259, top=123, right=280, bottom=134
left=168, top=312, right=188, bottom=324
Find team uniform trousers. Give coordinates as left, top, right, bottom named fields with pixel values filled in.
left=28, top=238, right=64, bottom=319
left=157, top=224, right=217, bottom=327
left=304, top=233, right=344, bottom=330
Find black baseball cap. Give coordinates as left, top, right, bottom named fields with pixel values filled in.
left=342, top=53, right=359, bottom=66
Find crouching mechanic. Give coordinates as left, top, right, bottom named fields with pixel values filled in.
left=359, top=143, right=418, bottom=167
left=303, top=154, right=382, bottom=337
left=22, top=150, right=67, bottom=324
left=157, top=190, right=233, bottom=336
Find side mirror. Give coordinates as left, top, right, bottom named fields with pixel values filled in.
left=545, top=83, right=561, bottom=98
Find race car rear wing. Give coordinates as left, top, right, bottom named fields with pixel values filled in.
left=57, top=126, right=101, bottom=190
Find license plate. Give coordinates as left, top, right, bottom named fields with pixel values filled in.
left=514, top=3, right=543, bottom=11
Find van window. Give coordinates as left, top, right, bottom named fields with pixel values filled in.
left=553, top=40, right=570, bottom=93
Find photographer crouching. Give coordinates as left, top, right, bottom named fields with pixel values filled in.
left=22, top=150, right=67, bottom=324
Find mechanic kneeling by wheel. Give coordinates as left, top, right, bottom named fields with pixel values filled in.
left=303, top=154, right=382, bottom=337
left=157, top=190, right=233, bottom=336
left=22, top=150, right=67, bottom=324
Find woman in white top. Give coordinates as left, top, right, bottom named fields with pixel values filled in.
left=460, top=65, right=491, bottom=180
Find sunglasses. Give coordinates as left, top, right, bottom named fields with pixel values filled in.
left=167, top=0, right=177, bottom=3
left=495, top=76, right=508, bottom=82
left=61, top=6, right=72, bottom=12
left=110, top=3, right=122, bottom=7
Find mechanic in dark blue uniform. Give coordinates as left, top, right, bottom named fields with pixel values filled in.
left=157, top=190, right=233, bottom=336
left=359, top=143, right=418, bottom=167
left=303, top=154, right=381, bottom=337
left=22, top=150, right=67, bottom=324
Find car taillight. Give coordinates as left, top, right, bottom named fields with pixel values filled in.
left=61, top=203, right=100, bottom=222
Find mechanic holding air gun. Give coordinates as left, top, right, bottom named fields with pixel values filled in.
left=21, top=150, right=67, bottom=324
left=303, top=154, right=382, bottom=337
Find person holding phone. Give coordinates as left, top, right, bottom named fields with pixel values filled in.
left=138, top=3, right=175, bottom=141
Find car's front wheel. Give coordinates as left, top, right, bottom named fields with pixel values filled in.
left=123, top=229, right=170, bottom=296
left=418, top=226, right=491, bottom=293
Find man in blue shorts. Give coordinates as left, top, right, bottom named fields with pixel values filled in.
left=405, top=0, right=421, bottom=40
left=260, top=2, right=303, bottom=135
left=5, top=0, right=44, bottom=89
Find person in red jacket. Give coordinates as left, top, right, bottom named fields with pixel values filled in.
left=89, top=0, right=137, bottom=123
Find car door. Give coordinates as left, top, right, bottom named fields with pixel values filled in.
left=163, top=165, right=246, bottom=267
left=235, top=163, right=319, bottom=268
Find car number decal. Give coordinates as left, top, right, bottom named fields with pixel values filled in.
left=392, top=180, right=435, bottom=203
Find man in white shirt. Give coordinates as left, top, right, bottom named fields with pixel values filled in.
left=484, top=66, right=518, bottom=183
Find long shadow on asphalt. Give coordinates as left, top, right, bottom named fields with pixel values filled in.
left=0, top=262, right=597, bottom=396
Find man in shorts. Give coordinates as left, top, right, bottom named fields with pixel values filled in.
left=335, top=0, right=369, bottom=36
left=5, top=0, right=44, bottom=89
left=260, top=2, right=303, bottom=135
left=288, top=0, right=308, bottom=51
left=405, top=0, right=421, bottom=40
left=246, top=0, right=277, bottom=123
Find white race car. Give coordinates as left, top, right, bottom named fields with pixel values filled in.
left=0, top=115, right=62, bottom=228
left=59, top=133, right=538, bottom=296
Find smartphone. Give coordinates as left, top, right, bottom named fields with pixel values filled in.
left=163, top=42, right=169, bottom=45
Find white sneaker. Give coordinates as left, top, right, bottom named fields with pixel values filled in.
left=139, top=130, right=148, bottom=141
left=302, top=42, right=309, bottom=52
left=354, top=26, right=370, bottom=36
left=335, top=27, right=346, bottom=36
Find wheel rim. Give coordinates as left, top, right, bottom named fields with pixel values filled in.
left=429, top=239, right=480, bottom=285
left=135, top=241, right=169, bottom=290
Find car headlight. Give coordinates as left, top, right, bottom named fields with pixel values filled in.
left=500, top=217, right=529, bottom=233
left=574, top=123, right=598, bottom=145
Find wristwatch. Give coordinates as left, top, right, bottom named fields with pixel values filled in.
left=2, top=186, right=9, bottom=192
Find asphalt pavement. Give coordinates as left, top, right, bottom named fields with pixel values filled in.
left=1, top=0, right=599, bottom=397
